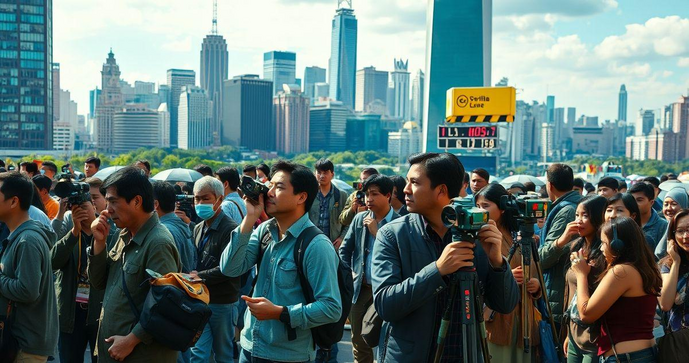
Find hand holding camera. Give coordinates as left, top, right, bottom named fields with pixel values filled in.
left=478, top=220, right=504, bottom=268
left=436, top=241, right=475, bottom=276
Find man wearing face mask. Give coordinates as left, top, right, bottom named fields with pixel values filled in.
left=188, top=176, right=241, bottom=363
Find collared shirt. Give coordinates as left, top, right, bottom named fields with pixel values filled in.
left=219, top=213, right=342, bottom=362
left=221, top=192, right=247, bottom=225
left=365, top=207, right=394, bottom=285
left=316, top=188, right=333, bottom=237
left=159, top=212, right=197, bottom=273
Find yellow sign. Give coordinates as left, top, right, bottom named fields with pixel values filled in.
left=446, top=86, right=516, bottom=123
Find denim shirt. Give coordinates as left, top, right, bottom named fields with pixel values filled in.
left=365, top=208, right=394, bottom=285
left=219, top=213, right=342, bottom=362
left=221, top=192, right=247, bottom=225
left=159, top=213, right=197, bottom=273
left=643, top=209, right=668, bottom=251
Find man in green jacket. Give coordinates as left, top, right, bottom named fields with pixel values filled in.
left=88, top=166, right=181, bottom=362
left=0, top=171, right=59, bottom=362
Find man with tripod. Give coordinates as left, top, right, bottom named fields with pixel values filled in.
left=371, top=153, right=519, bottom=362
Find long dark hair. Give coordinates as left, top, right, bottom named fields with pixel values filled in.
left=568, top=195, right=608, bottom=285
left=474, top=183, right=518, bottom=233
left=598, top=217, right=662, bottom=295
left=606, top=193, right=641, bottom=226
left=659, top=209, right=689, bottom=275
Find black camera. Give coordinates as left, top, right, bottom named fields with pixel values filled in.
left=176, top=194, right=195, bottom=218
left=54, top=173, right=90, bottom=206
left=441, top=197, right=489, bottom=232
left=61, top=164, right=70, bottom=173
left=500, top=193, right=550, bottom=221
left=352, top=181, right=363, bottom=190
left=239, top=175, right=269, bottom=203
left=355, top=190, right=366, bottom=205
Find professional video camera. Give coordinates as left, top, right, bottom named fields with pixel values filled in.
left=239, top=175, right=269, bottom=203
left=176, top=194, right=195, bottom=219
left=441, top=197, right=489, bottom=234
left=499, top=192, right=550, bottom=221
left=54, top=172, right=90, bottom=207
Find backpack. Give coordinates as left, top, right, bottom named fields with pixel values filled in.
left=257, top=224, right=354, bottom=349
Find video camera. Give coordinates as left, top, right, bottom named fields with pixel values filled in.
left=176, top=194, right=195, bottom=218
left=441, top=197, right=489, bottom=235
left=54, top=172, right=90, bottom=207
left=499, top=193, right=550, bottom=221
left=239, top=175, right=269, bottom=203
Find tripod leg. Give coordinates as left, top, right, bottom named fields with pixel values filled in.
left=522, top=262, right=531, bottom=354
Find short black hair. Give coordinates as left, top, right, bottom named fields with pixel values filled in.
left=271, top=161, right=318, bottom=212
left=618, top=180, right=628, bottom=190
left=135, top=159, right=151, bottom=172
left=361, top=167, right=379, bottom=177
left=101, top=166, right=154, bottom=213
left=642, top=176, right=660, bottom=189
left=523, top=181, right=536, bottom=192
left=660, top=174, right=669, bottom=183
left=257, top=163, right=270, bottom=177
left=194, top=164, right=213, bottom=176
left=363, top=174, right=394, bottom=196
left=629, top=182, right=655, bottom=201
left=42, top=161, right=57, bottom=174
left=216, top=166, right=240, bottom=191
left=152, top=181, right=176, bottom=214
left=597, top=177, right=619, bottom=191
left=546, top=163, right=574, bottom=192
left=573, top=178, right=585, bottom=189
left=32, top=174, right=52, bottom=192
left=20, top=161, right=38, bottom=174
left=0, top=171, right=33, bottom=211
left=475, top=183, right=518, bottom=232
left=408, top=153, right=464, bottom=198
left=607, top=193, right=642, bottom=226
left=463, top=172, right=470, bottom=184
left=471, top=168, right=490, bottom=182
left=242, top=164, right=256, bottom=174
left=584, top=182, right=595, bottom=193
left=314, top=158, right=334, bottom=173
left=508, top=183, right=526, bottom=194
left=390, top=175, right=406, bottom=203
left=85, top=156, right=101, bottom=168
left=668, top=173, right=678, bottom=180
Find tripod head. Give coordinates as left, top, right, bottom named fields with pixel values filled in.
left=441, top=197, right=488, bottom=239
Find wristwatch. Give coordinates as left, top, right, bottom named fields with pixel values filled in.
left=279, top=306, right=291, bottom=325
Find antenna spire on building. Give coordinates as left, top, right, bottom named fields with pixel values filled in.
left=338, top=0, right=352, bottom=9
left=211, top=0, right=218, bottom=34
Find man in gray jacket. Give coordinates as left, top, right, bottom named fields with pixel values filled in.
left=372, top=153, right=518, bottom=362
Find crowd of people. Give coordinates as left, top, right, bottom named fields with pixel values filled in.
left=0, top=154, right=687, bottom=363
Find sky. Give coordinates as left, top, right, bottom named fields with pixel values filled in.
left=54, top=0, right=689, bottom=123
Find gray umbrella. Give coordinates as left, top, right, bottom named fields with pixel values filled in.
left=152, top=168, right=204, bottom=183
left=92, top=166, right=126, bottom=180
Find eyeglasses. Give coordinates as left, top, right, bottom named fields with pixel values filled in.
left=675, top=229, right=689, bottom=237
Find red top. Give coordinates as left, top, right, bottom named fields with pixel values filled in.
left=598, top=295, right=656, bottom=355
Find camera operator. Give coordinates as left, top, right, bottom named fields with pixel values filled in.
left=53, top=178, right=108, bottom=240
left=338, top=167, right=379, bottom=228
left=339, top=174, right=400, bottom=363
left=371, top=153, right=518, bottom=362
left=84, top=157, right=100, bottom=178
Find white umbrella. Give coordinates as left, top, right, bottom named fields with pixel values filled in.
left=331, top=179, right=354, bottom=194
left=152, top=168, right=204, bottom=183
left=500, top=174, right=545, bottom=187
left=92, top=166, right=126, bottom=180
left=659, top=180, right=689, bottom=193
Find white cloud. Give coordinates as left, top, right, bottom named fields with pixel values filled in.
left=608, top=62, right=652, bottom=77
left=679, top=58, right=689, bottom=68
left=495, top=0, right=617, bottom=17
left=595, top=16, right=689, bottom=60
left=161, top=37, right=193, bottom=52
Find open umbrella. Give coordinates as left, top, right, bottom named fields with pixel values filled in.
left=331, top=179, right=354, bottom=194
left=152, top=168, right=204, bottom=183
left=92, top=166, right=126, bottom=181
left=500, top=174, right=545, bottom=188
left=659, top=180, right=689, bottom=193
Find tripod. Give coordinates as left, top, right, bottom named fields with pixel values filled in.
left=433, top=228, right=491, bottom=363
left=505, top=220, right=564, bottom=361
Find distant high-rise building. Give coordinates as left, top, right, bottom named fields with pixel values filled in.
left=274, top=84, right=310, bottom=155
left=167, top=69, right=196, bottom=148
left=410, top=70, right=425, bottom=121
left=52, top=63, right=60, bottom=123
left=391, top=59, right=410, bottom=120
left=636, top=109, right=655, bottom=136
left=158, top=85, right=170, bottom=107
left=671, top=96, right=689, bottom=161
left=0, top=0, right=53, bottom=150
left=134, top=81, right=155, bottom=95
left=388, top=121, right=422, bottom=164
left=53, top=88, right=77, bottom=151
left=200, top=1, right=229, bottom=146
left=158, top=103, right=170, bottom=148
left=423, top=0, right=491, bottom=152
left=355, top=66, right=388, bottom=113
left=346, top=113, right=383, bottom=152
left=178, top=86, right=212, bottom=150
left=313, top=82, right=330, bottom=101
left=546, top=95, right=555, bottom=123
left=309, top=99, right=351, bottom=152
left=263, top=51, right=296, bottom=96
left=89, top=88, right=101, bottom=118
left=304, top=66, right=326, bottom=101
left=618, top=84, right=628, bottom=122
left=95, top=50, right=124, bottom=153
left=221, top=75, right=273, bottom=150
left=566, top=107, right=576, bottom=126
left=112, top=104, right=161, bottom=153
left=329, top=1, right=358, bottom=110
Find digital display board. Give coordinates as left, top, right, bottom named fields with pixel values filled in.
left=437, top=125, right=498, bottom=149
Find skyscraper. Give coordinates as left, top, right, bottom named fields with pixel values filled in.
left=566, top=107, right=576, bottom=126
left=200, top=1, right=227, bottom=146
left=328, top=1, right=358, bottom=110
left=346, top=113, right=383, bottom=152
left=95, top=50, right=124, bottom=153
left=313, top=82, right=330, bottom=101
left=410, top=69, right=425, bottom=121
left=112, top=104, right=161, bottom=153
left=546, top=95, right=555, bottom=123
left=263, top=51, right=296, bottom=96
left=274, top=84, right=310, bottom=155
left=423, top=0, right=491, bottom=152
left=0, top=0, right=53, bottom=150
left=52, top=63, right=60, bottom=123
left=304, top=66, right=326, bottom=101
left=178, top=86, right=212, bottom=150
left=618, top=84, right=628, bottom=122
left=221, top=75, right=273, bottom=150
left=167, top=69, right=196, bottom=148
left=391, top=58, right=410, bottom=119
left=309, top=99, right=351, bottom=152
left=355, top=66, right=388, bottom=112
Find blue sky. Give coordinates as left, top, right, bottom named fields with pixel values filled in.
left=54, top=0, right=689, bottom=123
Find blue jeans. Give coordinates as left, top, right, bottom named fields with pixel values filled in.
left=239, top=349, right=311, bottom=363
left=315, top=344, right=338, bottom=363
left=599, top=346, right=657, bottom=362
left=567, top=337, right=598, bottom=363
left=190, top=302, right=238, bottom=363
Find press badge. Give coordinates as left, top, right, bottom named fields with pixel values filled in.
left=76, top=282, right=89, bottom=304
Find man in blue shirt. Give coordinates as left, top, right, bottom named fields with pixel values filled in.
left=220, top=161, right=342, bottom=363
left=339, top=175, right=399, bottom=363
left=630, top=182, right=668, bottom=250
left=152, top=181, right=196, bottom=273
left=217, top=166, right=246, bottom=225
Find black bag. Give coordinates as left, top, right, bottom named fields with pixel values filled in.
left=0, top=301, right=19, bottom=362
left=657, top=300, right=689, bottom=363
left=360, top=302, right=383, bottom=348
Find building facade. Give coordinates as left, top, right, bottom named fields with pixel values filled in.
left=388, top=121, right=422, bottom=164
left=309, top=99, right=351, bottom=152
left=200, top=33, right=228, bottom=146
left=618, top=84, right=627, bottom=122
left=328, top=3, right=357, bottom=110
left=346, top=113, right=383, bottom=152
left=390, top=58, right=410, bottom=120
left=274, top=84, right=310, bottom=155
left=355, top=66, right=388, bottom=113
left=167, top=69, right=195, bottom=148
left=264, top=51, right=296, bottom=97
left=178, top=86, right=211, bottom=150
left=410, top=69, right=424, bottom=121
left=95, top=50, right=124, bottom=153
left=112, top=104, right=160, bottom=153
left=221, top=75, right=273, bottom=150
left=303, top=66, right=326, bottom=101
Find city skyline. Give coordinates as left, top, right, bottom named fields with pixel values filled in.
left=53, top=0, right=689, bottom=125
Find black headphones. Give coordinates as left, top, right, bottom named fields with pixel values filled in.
left=609, top=219, right=625, bottom=253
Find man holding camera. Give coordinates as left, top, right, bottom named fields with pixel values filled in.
left=339, top=174, right=399, bottom=363
left=372, top=153, right=518, bottom=362
left=339, top=168, right=379, bottom=228
left=220, top=161, right=342, bottom=363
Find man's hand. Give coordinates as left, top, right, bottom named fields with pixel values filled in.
left=363, top=216, right=378, bottom=236
left=241, top=194, right=264, bottom=234
left=174, top=208, right=191, bottom=224
left=478, top=220, right=504, bottom=268
left=91, top=210, right=111, bottom=255
left=435, top=241, right=475, bottom=276
left=351, top=198, right=367, bottom=213
left=333, top=237, right=343, bottom=250
left=512, top=266, right=524, bottom=285
left=71, top=206, right=89, bottom=237
left=105, top=333, right=140, bottom=361
left=57, top=198, right=69, bottom=220
left=526, top=278, right=540, bottom=294
left=241, top=295, right=283, bottom=321
left=77, top=202, right=96, bottom=235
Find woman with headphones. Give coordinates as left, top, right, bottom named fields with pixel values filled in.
left=570, top=217, right=661, bottom=362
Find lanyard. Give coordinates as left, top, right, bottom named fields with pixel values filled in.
left=198, top=230, right=211, bottom=252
